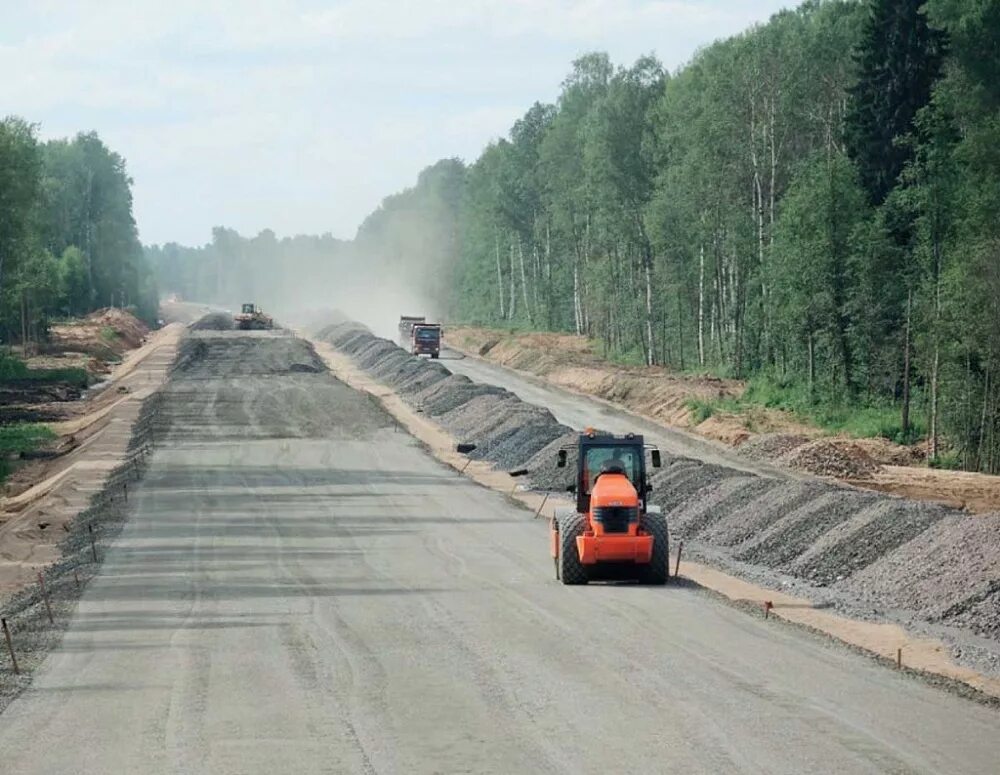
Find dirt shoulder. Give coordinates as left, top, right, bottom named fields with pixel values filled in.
left=0, top=323, right=183, bottom=602
left=311, top=333, right=1000, bottom=702
left=446, top=326, right=1000, bottom=514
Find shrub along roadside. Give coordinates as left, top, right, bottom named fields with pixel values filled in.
left=0, top=424, right=56, bottom=482
left=688, top=373, right=927, bottom=446
left=0, top=354, right=89, bottom=389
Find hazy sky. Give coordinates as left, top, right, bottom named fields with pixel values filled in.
left=1, top=1, right=794, bottom=246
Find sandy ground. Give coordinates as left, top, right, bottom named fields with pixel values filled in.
left=447, top=327, right=1000, bottom=514
left=849, top=465, right=1000, bottom=513
left=2, top=329, right=1000, bottom=774
left=317, top=340, right=1000, bottom=701
left=0, top=324, right=183, bottom=601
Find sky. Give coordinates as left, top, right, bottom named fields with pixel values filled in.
left=1, top=0, right=795, bottom=246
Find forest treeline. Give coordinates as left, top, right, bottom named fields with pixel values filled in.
left=150, top=0, right=1000, bottom=472
left=0, top=120, right=156, bottom=344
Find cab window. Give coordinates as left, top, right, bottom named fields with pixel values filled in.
left=582, top=446, right=640, bottom=493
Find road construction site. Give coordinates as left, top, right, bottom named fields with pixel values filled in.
left=315, top=320, right=1000, bottom=680
left=1, top=318, right=1000, bottom=773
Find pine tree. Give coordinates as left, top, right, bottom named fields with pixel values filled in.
left=845, top=0, right=946, bottom=206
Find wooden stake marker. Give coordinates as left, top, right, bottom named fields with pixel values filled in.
left=37, top=572, right=53, bottom=624
left=533, top=493, right=550, bottom=519
left=673, top=541, right=684, bottom=578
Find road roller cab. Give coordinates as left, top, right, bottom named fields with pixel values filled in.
left=550, top=430, right=669, bottom=585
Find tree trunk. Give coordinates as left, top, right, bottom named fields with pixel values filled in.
left=902, top=288, right=913, bottom=441
left=572, top=254, right=583, bottom=335
left=807, top=328, right=815, bottom=400
left=698, top=242, right=705, bottom=367
left=643, top=254, right=655, bottom=366
left=544, top=224, right=553, bottom=329
left=677, top=291, right=684, bottom=370
left=532, top=242, right=541, bottom=316
left=21, top=289, right=28, bottom=349
left=930, top=344, right=940, bottom=460
left=979, top=366, right=991, bottom=472
left=508, top=242, right=517, bottom=321
left=494, top=228, right=505, bottom=319
left=518, top=234, right=532, bottom=324
left=929, top=232, right=943, bottom=459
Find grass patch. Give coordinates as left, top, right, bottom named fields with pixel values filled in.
left=929, top=451, right=963, bottom=470
left=686, top=398, right=716, bottom=424
left=732, top=374, right=925, bottom=444
left=0, top=423, right=56, bottom=482
left=100, top=326, right=120, bottom=344
left=0, top=353, right=90, bottom=388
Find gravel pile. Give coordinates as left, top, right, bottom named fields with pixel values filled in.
left=648, top=459, right=742, bottom=515
left=190, top=312, right=234, bottom=330
left=523, top=432, right=579, bottom=491
left=176, top=333, right=325, bottom=377
left=737, top=433, right=809, bottom=461
left=839, top=512, right=1000, bottom=633
left=316, top=317, right=1000, bottom=665
left=663, top=476, right=777, bottom=538
left=697, top=480, right=825, bottom=548
left=734, top=489, right=881, bottom=569
left=318, top=322, right=572, bottom=474
left=780, top=439, right=880, bottom=479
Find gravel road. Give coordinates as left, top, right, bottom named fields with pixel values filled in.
left=1, top=330, right=999, bottom=774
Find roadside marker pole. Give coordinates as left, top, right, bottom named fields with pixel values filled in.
left=673, top=541, right=684, bottom=578
left=897, top=648, right=902, bottom=669
left=37, top=572, right=54, bottom=624
left=460, top=459, right=473, bottom=474
left=764, top=601, right=773, bottom=620
left=89, top=525, right=98, bottom=563
left=2, top=618, right=18, bottom=674
left=533, top=493, right=550, bottom=519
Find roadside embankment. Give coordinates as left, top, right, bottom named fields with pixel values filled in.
left=446, top=326, right=1000, bottom=513
left=313, top=318, right=1000, bottom=694
left=0, top=320, right=183, bottom=711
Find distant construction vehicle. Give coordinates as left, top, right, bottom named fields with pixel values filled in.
left=550, top=430, right=667, bottom=585
left=398, top=315, right=426, bottom=347
left=410, top=322, right=441, bottom=358
left=234, top=303, right=274, bottom=330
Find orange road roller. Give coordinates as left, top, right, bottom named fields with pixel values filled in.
left=550, top=430, right=668, bottom=585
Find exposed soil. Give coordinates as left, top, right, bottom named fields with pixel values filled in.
left=0, top=324, right=182, bottom=600
left=44, top=307, right=150, bottom=361
left=447, top=326, right=742, bottom=428
left=3, top=309, right=152, bottom=427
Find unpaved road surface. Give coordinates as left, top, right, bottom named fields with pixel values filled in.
left=441, top=349, right=804, bottom=481
left=1, top=331, right=999, bottom=774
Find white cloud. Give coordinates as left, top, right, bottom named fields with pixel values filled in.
left=0, top=0, right=793, bottom=244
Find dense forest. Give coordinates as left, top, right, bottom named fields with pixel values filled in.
left=0, top=120, right=156, bottom=343
left=151, top=0, right=1000, bottom=472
